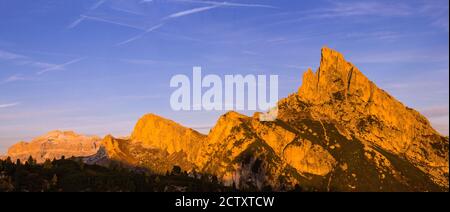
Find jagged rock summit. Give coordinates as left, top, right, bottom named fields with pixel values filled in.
left=297, top=47, right=448, bottom=187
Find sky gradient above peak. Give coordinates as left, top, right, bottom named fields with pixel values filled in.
left=0, top=0, right=449, bottom=153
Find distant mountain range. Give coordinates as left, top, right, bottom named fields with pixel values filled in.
left=4, top=130, right=100, bottom=163
left=3, top=47, right=448, bottom=192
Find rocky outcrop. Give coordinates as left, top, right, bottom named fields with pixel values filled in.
left=6, top=130, right=101, bottom=163
left=200, top=112, right=291, bottom=190
left=85, top=130, right=198, bottom=174
left=283, top=139, right=336, bottom=176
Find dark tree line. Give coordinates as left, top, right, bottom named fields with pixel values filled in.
left=0, top=156, right=234, bottom=192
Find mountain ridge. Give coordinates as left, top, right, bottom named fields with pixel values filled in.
left=5, top=130, right=101, bottom=163
left=4, top=47, right=448, bottom=191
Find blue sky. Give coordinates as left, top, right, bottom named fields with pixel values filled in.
left=0, top=0, right=448, bottom=153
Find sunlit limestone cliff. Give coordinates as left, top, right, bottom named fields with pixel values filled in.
left=85, top=115, right=205, bottom=173
left=82, top=47, right=449, bottom=191
left=6, top=131, right=101, bottom=163
left=295, top=48, right=449, bottom=188
left=6, top=47, right=448, bottom=192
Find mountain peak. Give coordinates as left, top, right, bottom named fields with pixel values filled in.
left=294, top=47, right=448, bottom=187
left=130, top=113, right=206, bottom=162
left=299, top=47, right=373, bottom=104
left=320, top=46, right=345, bottom=64
left=136, top=113, right=171, bottom=124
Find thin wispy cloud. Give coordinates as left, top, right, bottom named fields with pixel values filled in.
left=110, top=6, right=145, bottom=16
left=171, top=0, right=277, bottom=9
left=140, top=0, right=154, bottom=3
left=354, top=50, right=449, bottom=64
left=324, top=1, right=411, bottom=17
left=0, top=102, right=20, bottom=109
left=0, top=49, right=61, bottom=71
left=119, top=57, right=188, bottom=67
left=267, top=1, right=412, bottom=27
left=0, top=74, right=26, bottom=85
left=67, top=16, right=87, bottom=29
left=67, top=0, right=109, bottom=29
left=17, top=49, right=80, bottom=58
left=0, top=107, right=83, bottom=122
left=37, top=57, right=85, bottom=75
left=343, top=31, right=403, bottom=41
left=90, top=0, right=107, bottom=10
left=116, top=24, right=164, bottom=46
left=164, top=5, right=221, bottom=19
left=419, top=0, right=449, bottom=31
left=0, top=49, right=27, bottom=60
left=25, top=61, right=61, bottom=69
left=76, top=0, right=276, bottom=46
left=156, top=31, right=204, bottom=43
left=78, top=15, right=146, bottom=30
left=263, top=29, right=414, bottom=46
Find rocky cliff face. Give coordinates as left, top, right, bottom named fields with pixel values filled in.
left=130, top=114, right=206, bottom=163
left=296, top=47, right=448, bottom=187
left=6, top=131, right=101, bottom=163
left=82, top=115, right=205, bottom=174
left=13, top=47, right=447, bottom=191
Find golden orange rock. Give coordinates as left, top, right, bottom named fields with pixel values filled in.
left=130, top=113, right=206, bottom=163
left=283, top=139, right=336, bottom=176
left=296, top=47, right=448, bottom=187
left=7, top=47, right=448, bottom=191
left=85, top=47, right=448, bottom=191
left=6, top=130, right=100, bottom=163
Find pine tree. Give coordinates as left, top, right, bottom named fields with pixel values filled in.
left=43, top=159, right=53, bottom=169
left=3, top=157, right=13, bottom=173
left=5, top=157, right=12, bottom=165
left=26, top=156, right=36, bottom=167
